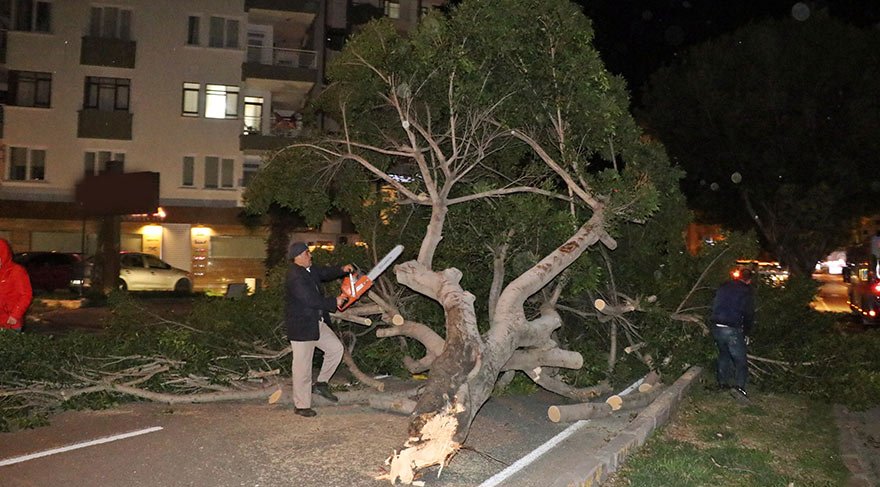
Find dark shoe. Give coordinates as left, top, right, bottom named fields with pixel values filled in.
left=313, top=382, right=338, bottom=402
left=729, top=387, right=750, bottom=404
left=294, top=407, right=317, bottom=417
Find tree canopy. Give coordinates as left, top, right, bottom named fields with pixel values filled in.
left=640, top=12, right=880, bottom=274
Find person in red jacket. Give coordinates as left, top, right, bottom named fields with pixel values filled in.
left=0, top=238, right=32, bottom=331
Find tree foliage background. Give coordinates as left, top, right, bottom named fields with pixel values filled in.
left=640, top=12, right=880, bottom=275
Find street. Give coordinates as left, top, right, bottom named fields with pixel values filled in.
left=811, top=273, right=851, bottom=314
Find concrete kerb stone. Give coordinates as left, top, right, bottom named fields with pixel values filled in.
left=579, top=366, right=704, bottom=486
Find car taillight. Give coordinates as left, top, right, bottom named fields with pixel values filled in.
left=731, top=269, right=741, bottom=279
left=873, top=282, right=880, bottom=295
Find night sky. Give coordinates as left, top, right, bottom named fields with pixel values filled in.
left=575, top=0, right=880, bottom=98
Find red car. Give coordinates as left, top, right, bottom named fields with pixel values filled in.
left=13, top=252, right=83, bottom=293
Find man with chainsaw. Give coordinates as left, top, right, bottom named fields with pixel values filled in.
left=284, top=241, right=352, bottom=417
left=710, top=267, right=755, bottom=404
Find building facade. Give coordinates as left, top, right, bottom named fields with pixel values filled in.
left=0, top=0, right=442, bottom=292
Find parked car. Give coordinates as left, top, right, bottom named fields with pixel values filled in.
left=70, top=252, right=192, bottom=293
left=13, top=251, right=83, bottom=292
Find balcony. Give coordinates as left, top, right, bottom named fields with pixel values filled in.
left=240, top=112, right=303, bottom=151
left=80, top=36, right=137, bottom=69
left=77, top=109, right=133, bottom=140
left=245, top=0, right=320, bottom=14
left=242, top=45, right=318, bottom=84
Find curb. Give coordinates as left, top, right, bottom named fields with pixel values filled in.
left=563, top=365, right=704, bottom=486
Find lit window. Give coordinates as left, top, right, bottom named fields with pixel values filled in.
left=209, top=16, right=239, bottom=48
left=8, top=146, right=46, bottom=181
left=14, top=0, right=51, bottom=33
left=243, top=96, right=263, bottom=133
left=205, top=84, right=238, bottom=119
left=385, top=1, right=400, bottom=19
left=182, top=82, right=200, bottom=116
left=9, top=71, right=51, bottom=108
left=187, top=16, right=200, bottom=45
left=84, top=76, right=130, bottom=111
left=182, top=156, right=195, bottom=187
left=89, top=6, right=132, bottom=40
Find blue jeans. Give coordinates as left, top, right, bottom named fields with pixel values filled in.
left=711, top=324, right=748, bottom=390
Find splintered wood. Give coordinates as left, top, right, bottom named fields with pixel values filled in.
left=377, top=403, right=464, bottom=485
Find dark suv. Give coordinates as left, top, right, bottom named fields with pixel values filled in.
left=13, top=252, right=83, bottom=293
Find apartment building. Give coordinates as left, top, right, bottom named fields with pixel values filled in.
left=0, top=0, right=442, bottom=292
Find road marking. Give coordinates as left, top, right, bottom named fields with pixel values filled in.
left=0, top=426, right=163, bottom=467
left=478, top=375, right=645, bottom=487
left=477, top=419, right=590, bottom=487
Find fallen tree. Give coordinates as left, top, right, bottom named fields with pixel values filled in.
left=244, top=0, right=679, bottom=483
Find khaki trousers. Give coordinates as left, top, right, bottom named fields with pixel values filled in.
left=290, top=320, right=344, bottom=409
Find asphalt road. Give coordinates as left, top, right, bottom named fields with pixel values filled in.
left=811, top=273, right=851, bottom=314
left=0, top=389, right=631, bottom=487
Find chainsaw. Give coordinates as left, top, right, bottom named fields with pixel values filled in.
left=338, top=244, right=404, bottom=311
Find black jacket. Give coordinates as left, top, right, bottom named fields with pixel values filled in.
left=284, top=264, right=346, bottom=341
left=710, top=279, right=755, bottom=335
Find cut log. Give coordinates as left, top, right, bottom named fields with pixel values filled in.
left=605, top=394, right=623, bottom=411
left=268, top=388, right=283, bottom=404
left=330, top=312, right=372, bottom=327
left=547, top=385, right=666, bottom=423
left=624, top=342, right=646, bottom=354
left=369, top=396, right=417, bottom=415
left=637, top=370, right=661, bottom=393
left=391, top=314, right=406, bottom=326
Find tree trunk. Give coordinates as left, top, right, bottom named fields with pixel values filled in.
left=383, top=212, right=613, bottom=484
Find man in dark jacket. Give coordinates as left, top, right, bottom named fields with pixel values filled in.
left=0, top=239, right=32, bottom=332
left=285, top=241, right=353, bottom=417
left=710, top=267, right=755, bottom=403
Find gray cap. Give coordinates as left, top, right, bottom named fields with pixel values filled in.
left=287, top=241, right=309, bottom=260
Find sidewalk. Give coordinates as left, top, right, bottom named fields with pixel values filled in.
left=836, top=404, right=880, bottom=487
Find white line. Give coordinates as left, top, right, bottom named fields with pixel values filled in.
left=477, top=419, right=590, bottom=487
left=618, top=378, right=644, bottom=396
left=0, top=426, right=163, bottom=467
left=477, top=375, right=645, bottom=487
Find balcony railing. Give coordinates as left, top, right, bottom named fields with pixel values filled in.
left=240, top=111, right=304, bottom=151
left=246, top=44, right=317, bottom=69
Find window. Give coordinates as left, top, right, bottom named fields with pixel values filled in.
left=14, top=0, right=51, bottom=33
left=182, top=82, right=200, bottom=116
left=243, top=96, right=263, bottom=133
left=186, top=16, right=200, bottom=45
left=144, top=254, right=170, bottom=270
left=385, top=1, right=400, bottom=19
left=8, top=146, right=46, bottom=181
left=84, top=77, right=130, bottom=111
left=221, top=158, right=234, bottom=188
left=208, top=16, right=239, bottom=48
left=204, top=84, right=238, bottom=119
left=241, top=158, right=261, bottom=187
left=89, top=6, right=132, bottom=40
left=9, top=71, right=51, bottom=108
left=204, top=157, right=234, bottom=188
left=204, top=156, right=219, bottom=188
left=84, top=151, right=124, bottom=176
left=182, top=156, right=195, bottom=186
